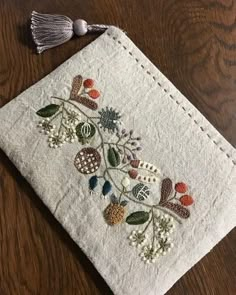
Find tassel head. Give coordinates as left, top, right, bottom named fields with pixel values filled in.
left=73, top=19, right=88, bottom=36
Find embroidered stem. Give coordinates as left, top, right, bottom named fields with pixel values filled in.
left=58, top=103, right=65, bottom=134
left=151, top=208, right=155, bottom=249
left=51, top=96, right=182, bottom=223
left=141, top=209, right=153, bottom=234
left=48, top=109, right=63, bottom=123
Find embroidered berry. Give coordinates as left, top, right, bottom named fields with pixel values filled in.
left=128, top=169, right=138, bottom=179
left=132, top=183, right=150, bottom=201
left=88, top=89, right=100, bottom=99
left=175, top=182, right=188, bottom=193
left=180, top=195, right=194, bottom=206
left=74, top=147, right=101, bottom=174
left=104, top=203, right=126, bottom=225
left=89, top=175, right=98, bottom=193
left=130, top=160, right=140, bottom=168
left=121, top=176, right=130, bottom=188
left=102, top=180, right=112, bottom=196
left=83, top=78, right=94, bottom=88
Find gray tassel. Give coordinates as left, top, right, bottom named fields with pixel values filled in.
left=31, top=11, right=110, bottom=54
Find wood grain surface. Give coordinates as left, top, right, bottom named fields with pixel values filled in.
left=0, top=0, right=236, bottom=294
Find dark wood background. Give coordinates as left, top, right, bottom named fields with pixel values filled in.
left=0, top=0, right=235, bottom=294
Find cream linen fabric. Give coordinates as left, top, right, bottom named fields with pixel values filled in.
left=0, top=27, right=235, bottom=295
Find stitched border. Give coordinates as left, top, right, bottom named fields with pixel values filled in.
left=107, top=32, right=236, bottom=166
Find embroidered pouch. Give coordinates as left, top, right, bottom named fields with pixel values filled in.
left=0, top=27, right=235, bottom=295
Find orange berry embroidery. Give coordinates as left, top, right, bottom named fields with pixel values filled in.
left=83, top=78, right=94, bottom=88
left=88, top=89, right=100, bottom=99
left=175, top=182, right=188, bottom=193
left=180, top=195, right=194, bottom=206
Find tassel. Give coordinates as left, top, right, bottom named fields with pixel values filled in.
left=31, top=11, right=110, bottom=54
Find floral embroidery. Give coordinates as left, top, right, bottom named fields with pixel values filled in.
left=35, top=75, right=195, bottom=264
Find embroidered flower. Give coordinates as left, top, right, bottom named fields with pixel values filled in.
left=129, top=230, right=147, bottom=247
left=140, top=245, right=159, bottom=263
left=64, top=108, right=81, bottom=126
left=64, top=126, right=77, bottom=143
left=157, top=237, right=174, bottom=255
left=38, top=119, right=55, bottom=134
left=155, top=214, right=175, bottom=237
left=48, top=132, right=66, bottom=148
left=98, top=107, right=121, bottom=133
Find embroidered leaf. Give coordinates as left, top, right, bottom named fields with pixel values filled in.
left=162, top=202, right=190, bottom=219
left=72, top=96, right=98, bottom=110
left=120, top=200, right=128, bottom=207
left=76, top=122, right=96, bottom=144
left=160, top=178, right=172, bottom=203
left=126, top=211, right=149, bottom=225
left=110, top=193, right=118, bottom=204
left=70, top=75, right=83, bottom=99
left=132, top=183, right=150, bottom=201
left=102, top=180, right=112, bottom=196
left=36, top=104, right=60, bottom=117
left=108, top=147, right=120, bottom=167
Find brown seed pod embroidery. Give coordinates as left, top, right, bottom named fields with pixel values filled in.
left=128, top=169, right=159, bottom=183
left=162, top=202, right=190, bottom=219
left=104, top=203, right=126, bottom=225
left=130, top=160, right=160, bottom=175
left=74, top=147, right=101, bottom=174
left=72, top=96, right=98, bottom=110
left=160, top=178, right=173, bottom=203
left=70, top=75, right=83, bottom=99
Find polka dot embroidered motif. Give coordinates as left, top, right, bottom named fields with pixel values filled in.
left=74, top=147, right=101, bottom=174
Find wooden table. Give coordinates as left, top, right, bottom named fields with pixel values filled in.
left=0, top=0, right=235, bottom=294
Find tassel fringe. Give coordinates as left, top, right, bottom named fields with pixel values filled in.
left=31, top=11, right=74, bottom=53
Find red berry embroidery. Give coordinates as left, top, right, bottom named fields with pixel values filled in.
left=88, top=89, right=100, bottom=99
left=83, top=79, right=94, bottom=88
left=180, top=195, right=194, bottom=206
left=128, top=169, right=138, bottom=179
left=175, top=182, right=188, bottom=193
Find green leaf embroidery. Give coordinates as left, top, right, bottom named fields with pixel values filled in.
left=120, top=200, right=128, bottom=207
left=126, top=211, right=149, bottom=225
left=107, top=147, right=120, bottom=167
left=36, top=104, right=60, bottom=117
left=76, top=122, right=96, bottom=144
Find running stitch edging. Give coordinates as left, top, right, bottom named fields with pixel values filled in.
left=106, top=32, right=236, bottom=166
